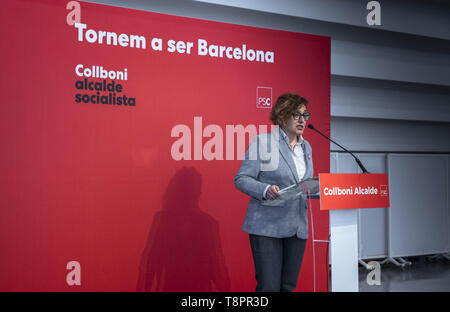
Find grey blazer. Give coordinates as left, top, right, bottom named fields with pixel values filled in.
left=234, top=128, right=314, bottom=239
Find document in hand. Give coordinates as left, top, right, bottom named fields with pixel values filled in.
left=261, top=177, right=319, bottom=206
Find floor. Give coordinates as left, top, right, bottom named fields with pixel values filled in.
left=357, top=257, right=450, bottom=292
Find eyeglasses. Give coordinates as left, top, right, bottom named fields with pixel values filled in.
left=292, top=112, right=311, bottom=121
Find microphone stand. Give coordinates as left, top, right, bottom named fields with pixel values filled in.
left=308, top=124, right=370, bottom=174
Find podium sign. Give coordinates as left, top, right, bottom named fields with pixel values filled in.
left=319, top=173, right=390, bottom=211
left=321, top=173, right=389, bottom=291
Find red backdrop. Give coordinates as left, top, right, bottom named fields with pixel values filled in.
left=0, top=0, right=330, bottom=291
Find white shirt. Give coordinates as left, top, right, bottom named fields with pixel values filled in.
left=263, top=128, right=306, bottom=199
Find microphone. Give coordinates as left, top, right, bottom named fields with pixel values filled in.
left=308, top=124, right=369, bottom=173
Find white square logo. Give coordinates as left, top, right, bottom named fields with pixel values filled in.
left=256, top=87, right=272, bottom=109
left=380, top=185, right=388, bottom=196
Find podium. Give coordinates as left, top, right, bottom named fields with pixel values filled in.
left=319, top=173, right=390, bottom=292
left=263, top=174, right=389, bottom=292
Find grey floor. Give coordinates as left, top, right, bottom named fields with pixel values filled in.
left=357, top=257, right=450, bottom=292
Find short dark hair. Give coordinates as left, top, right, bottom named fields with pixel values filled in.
left=270, top=93, right=308, bottom=125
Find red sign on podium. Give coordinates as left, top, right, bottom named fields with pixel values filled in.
left=319, top=173, right=390, bottom=210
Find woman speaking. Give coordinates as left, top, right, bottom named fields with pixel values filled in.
left=234, top=92, right=313, bottom=292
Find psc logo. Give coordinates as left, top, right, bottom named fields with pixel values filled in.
left=256, top=87, right=272, bottom=109
left=380, top=185, right=388, bottom=196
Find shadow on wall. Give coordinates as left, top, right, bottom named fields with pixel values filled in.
left=136, top=167, right=231, bottom=291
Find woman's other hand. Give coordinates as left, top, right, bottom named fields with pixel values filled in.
left=266, top=185, right=280, bottom=200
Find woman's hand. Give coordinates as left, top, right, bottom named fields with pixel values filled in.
left=266, top=185, right=280, bottom=200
